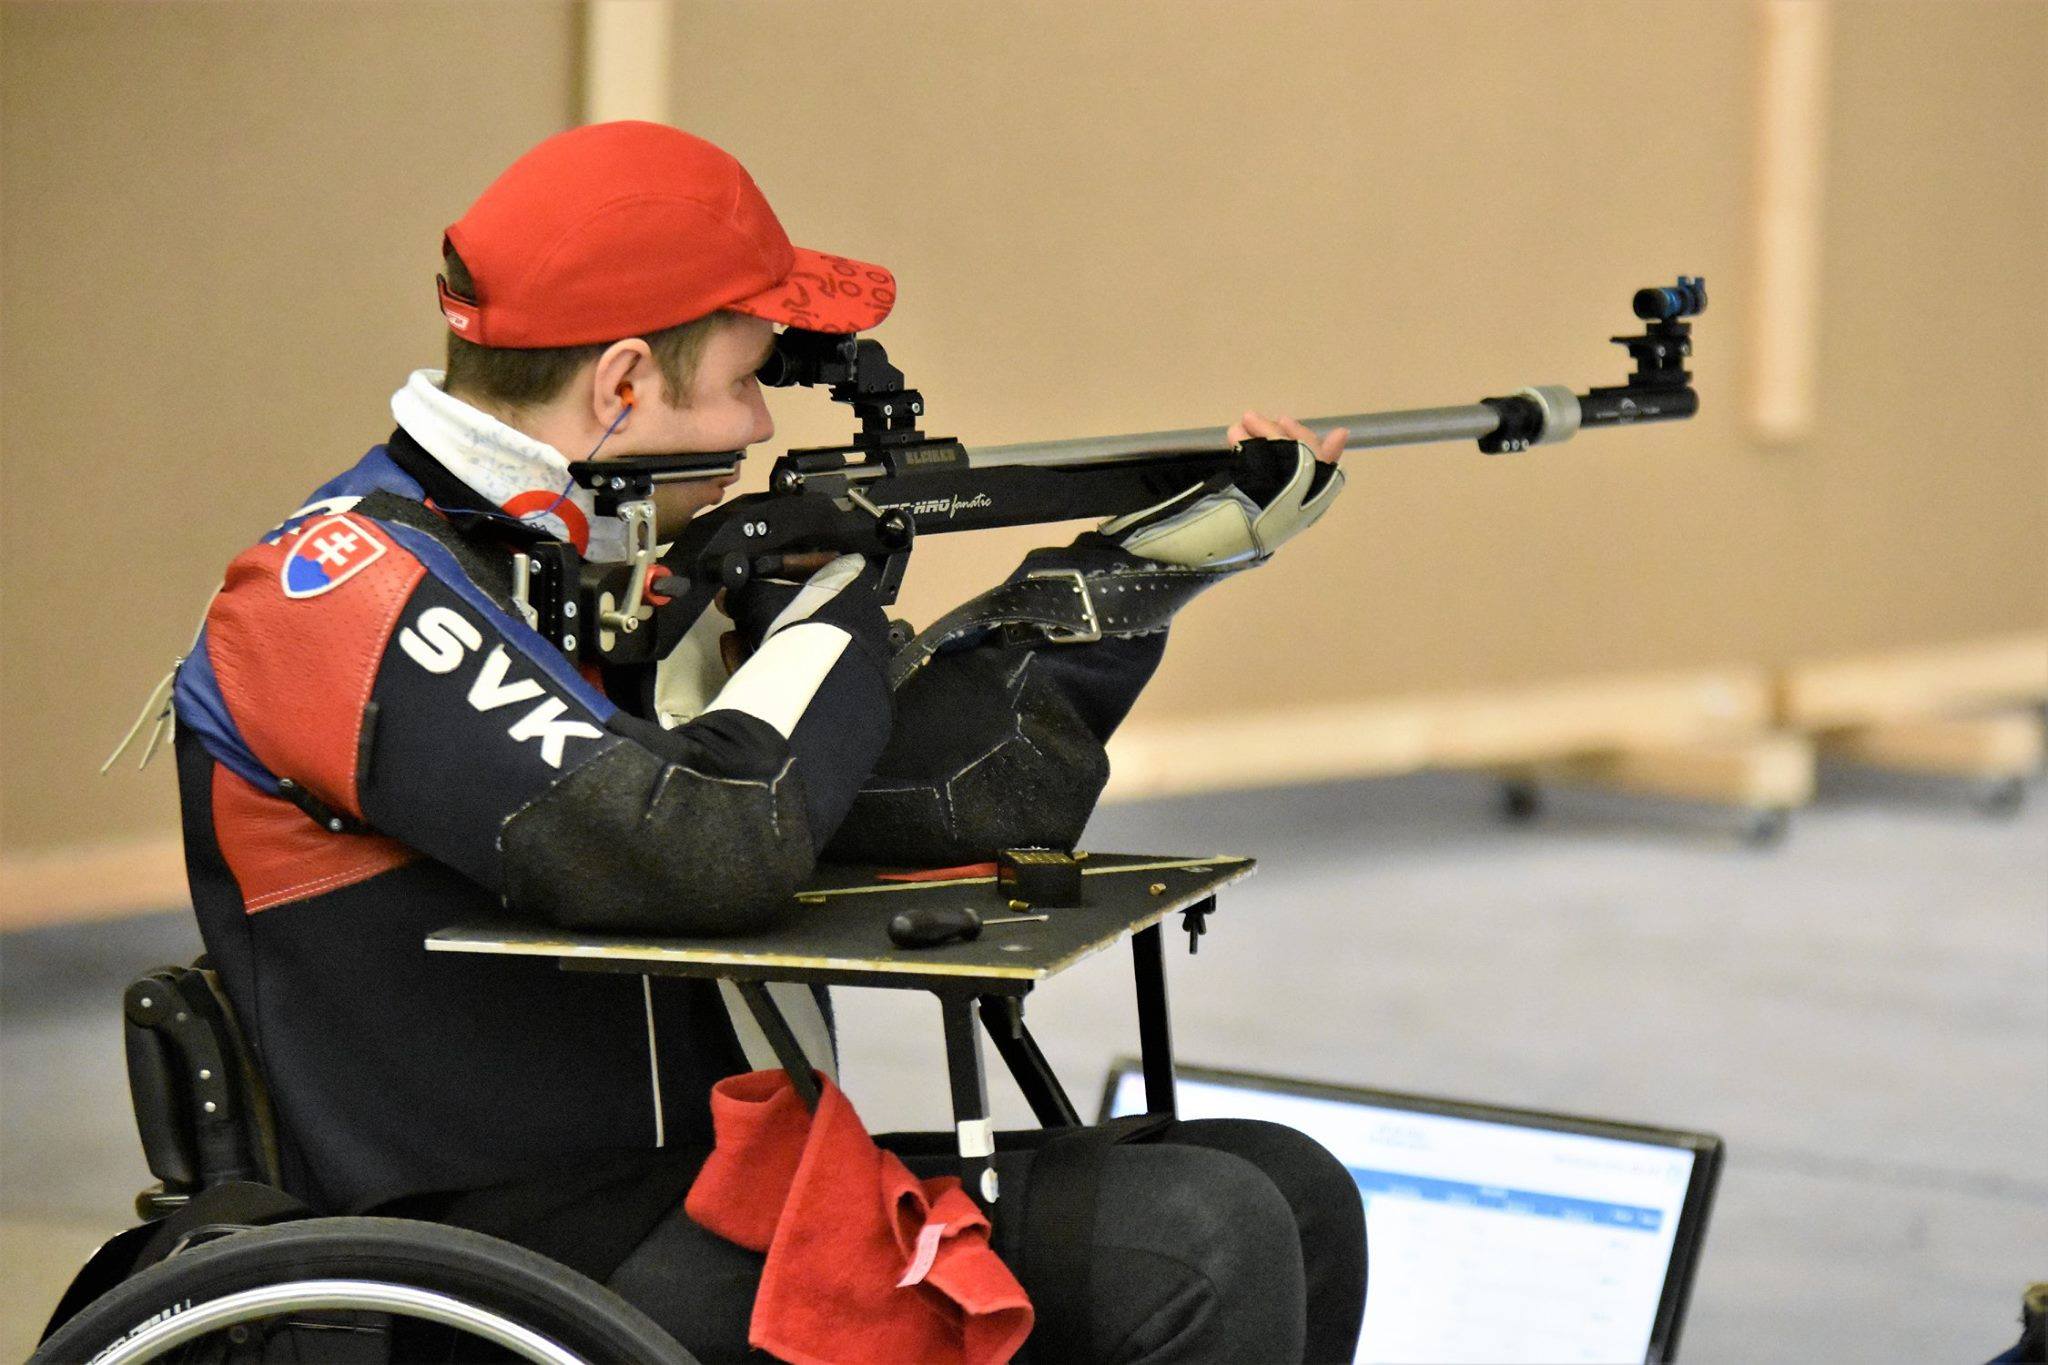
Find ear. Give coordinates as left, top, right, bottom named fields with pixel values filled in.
left=591, top=339, right=655, bottom=426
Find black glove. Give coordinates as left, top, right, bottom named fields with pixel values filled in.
left=725, top=553, right=893, bottom=662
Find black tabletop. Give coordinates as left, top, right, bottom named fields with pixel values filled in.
left=426, top=852, right=1254, bottom=992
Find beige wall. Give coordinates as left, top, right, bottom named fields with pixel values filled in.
left=3, top=2, right=580, bottom=855
left=3, top=2, right=2043, bottom=865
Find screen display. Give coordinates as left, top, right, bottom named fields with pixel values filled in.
left=1105, top=1071, right=1700, bottom=1364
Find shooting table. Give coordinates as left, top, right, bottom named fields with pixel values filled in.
left=427, top=852, right=1252, bottom=1212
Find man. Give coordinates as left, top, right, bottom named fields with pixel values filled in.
left=171, top=120, right=1364, bottom=1361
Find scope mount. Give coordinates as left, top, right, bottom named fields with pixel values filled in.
left=760, top=329, right=934, bottom=452
left=1573, top=275, right=1705, bottom=433
left=758, top=329, right=969, bottom=563
left=1612, top=276, right=1704, bottom=393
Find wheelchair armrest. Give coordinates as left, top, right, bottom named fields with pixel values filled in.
left=122, top=966, right=280, bottom=1195
left=122, top=1010, right=199, bottom=1192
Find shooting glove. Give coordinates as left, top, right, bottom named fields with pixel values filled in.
left=1100, top=437, right=1344, bottom=569
left=726, top=553, right=893, bottom=660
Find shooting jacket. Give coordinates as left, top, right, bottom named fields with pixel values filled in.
left=168, top=390, right=1166, bottom=1242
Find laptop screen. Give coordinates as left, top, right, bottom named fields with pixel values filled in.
left=1102, top=1063, right=1721, bottom=1364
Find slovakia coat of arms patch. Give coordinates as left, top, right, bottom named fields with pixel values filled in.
left=281, top=514, right=388, bottom=599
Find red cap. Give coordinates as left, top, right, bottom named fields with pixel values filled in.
left=439, top=121, right=895, bottom=347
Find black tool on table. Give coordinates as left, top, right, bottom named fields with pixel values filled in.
left=888, top=905, right=983, bottom=948
left=887, top=904, right=1048, bottom=949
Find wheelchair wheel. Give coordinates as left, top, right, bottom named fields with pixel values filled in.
left=33, top=1216, right=698, bottom=1365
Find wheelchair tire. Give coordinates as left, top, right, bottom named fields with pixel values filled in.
left=32, top=1215, right=699, bottom=1365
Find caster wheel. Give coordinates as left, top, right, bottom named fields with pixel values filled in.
left=1974, top=776, right=2026, bottom=818
left=1742, top=808, right=1791, bottom=848
left=1500, top=780, right=1542, bottom=823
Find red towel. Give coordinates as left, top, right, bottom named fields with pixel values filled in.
left=686, top=1070, right=1034, bottom=1365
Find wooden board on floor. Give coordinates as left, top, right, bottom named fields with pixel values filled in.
left=1819, top=711, right=2044, bottom=778
left=0, top=836, right=187, bottom=933
left=1106, top=668, right=1774, bottom=801
left=1510, top=734, right=1817, bottom=810
left=1778, top=632, right=2048, bottom=729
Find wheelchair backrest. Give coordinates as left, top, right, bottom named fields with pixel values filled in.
left=123, top=963, right=282, bottom=1200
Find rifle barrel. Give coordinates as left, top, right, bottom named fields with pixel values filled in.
left=971, top=404, right=1503, bottom=467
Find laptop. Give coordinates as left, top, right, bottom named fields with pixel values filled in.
left=1101, top=1061, right=1722, bottom=1364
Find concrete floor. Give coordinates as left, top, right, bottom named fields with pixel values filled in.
left=4, top=766, right=2043, bottom=1362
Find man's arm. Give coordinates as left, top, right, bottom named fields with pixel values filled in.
left=824, top=415, right=1347, bottom=865
left=825, top=534, right=1166, bottom=865
left=195, top=510, right=890, bottom=935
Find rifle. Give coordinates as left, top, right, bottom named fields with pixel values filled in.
left=533, top=278, right=1705, bottom=675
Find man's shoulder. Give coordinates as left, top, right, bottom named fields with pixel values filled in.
left=212, top=501, right=434, bottom=632
left=201, top=460, right=604, bottom=711
left=194, top=442, right=510, bottom=713
left=249, top=443, right=425, bottom=546
left=209, top=436, right=510, bottom=635
left=183, top=469, right=612, bottom=801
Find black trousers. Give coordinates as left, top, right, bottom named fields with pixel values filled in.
left=606, top=1117, right=1367, bottom=1364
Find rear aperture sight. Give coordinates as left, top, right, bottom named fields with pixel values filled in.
left=1632, top=277, right=1707, bottom=322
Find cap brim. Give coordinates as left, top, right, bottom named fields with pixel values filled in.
left=727, top=246, right=896, bottom=334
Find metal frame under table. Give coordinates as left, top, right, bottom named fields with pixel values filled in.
left=427, top=852, right=1252, bottom=1215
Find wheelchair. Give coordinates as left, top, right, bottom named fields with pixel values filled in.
left=32, top=960, right=700, bottom=1364
left=39, top=857, right=1229, bottom=1361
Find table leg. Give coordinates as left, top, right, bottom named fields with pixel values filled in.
left=732, top=978, right=822, bottom=1111
left=1133, top=914, right=1189, bottom=1118
left=939, top=992, right=999, bottom=1209
left=978, top=995, right=1082, bottom=1127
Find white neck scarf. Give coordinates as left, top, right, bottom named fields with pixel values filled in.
left=390, top=369, right=628, bottom=562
